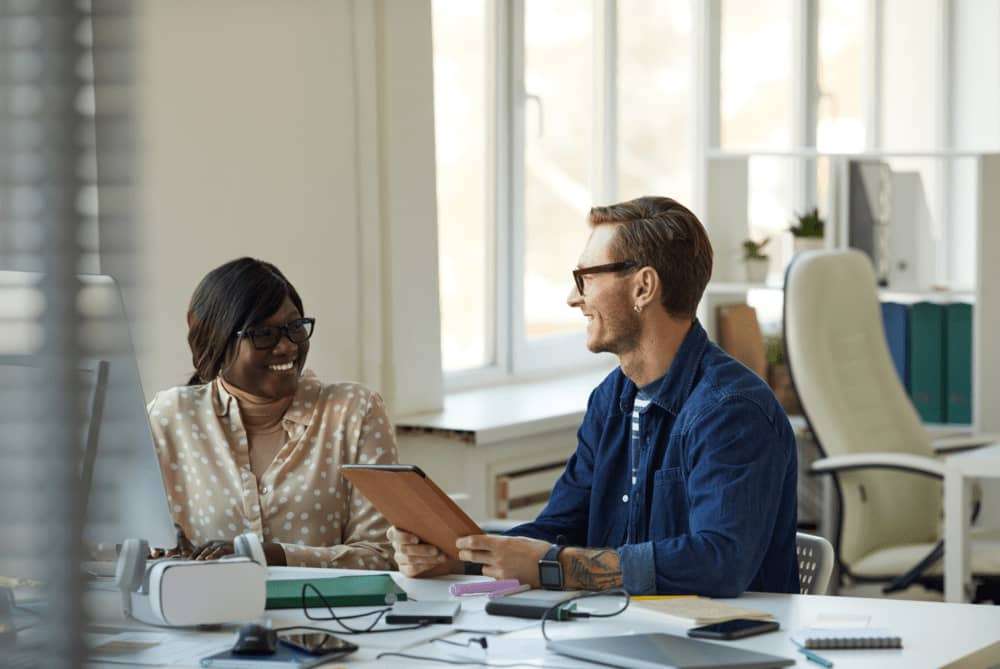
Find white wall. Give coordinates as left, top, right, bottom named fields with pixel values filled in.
left=133, top=0, right=443, bottom=415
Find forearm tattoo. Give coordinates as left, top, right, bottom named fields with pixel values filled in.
left=564, top=548, right=623, bottom=590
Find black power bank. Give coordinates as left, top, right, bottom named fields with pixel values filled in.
left=485, top=597, right=576, bottom=621
left=385, top=601, right=461, bottom=624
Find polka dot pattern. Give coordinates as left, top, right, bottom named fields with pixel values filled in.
left=147, top=371, right=399, bottom=569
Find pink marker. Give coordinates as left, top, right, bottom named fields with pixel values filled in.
left=487, top=583, right=531, bottom=599
left=449, top=579, right=521, bottom=597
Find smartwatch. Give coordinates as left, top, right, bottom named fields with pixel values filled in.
left=538, top=543, right=567, bottom=590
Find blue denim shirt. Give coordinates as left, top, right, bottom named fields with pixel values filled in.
left=508, top=321, right=799, bottom=597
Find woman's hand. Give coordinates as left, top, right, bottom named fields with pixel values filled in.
left=388, top=526, right=461, bottom=577
left=191, top=539, right=235, bottom=561
left=149, top=524, right=196, bottom=559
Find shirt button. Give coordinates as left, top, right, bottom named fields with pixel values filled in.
left=622, top=494, right=629, bottom=503
left=260, top=485, right=270, bottom=495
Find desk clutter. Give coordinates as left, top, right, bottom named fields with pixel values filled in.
left=631, top=595, right=774, bottom=626
left=77, top=565, right=1000, bottom=668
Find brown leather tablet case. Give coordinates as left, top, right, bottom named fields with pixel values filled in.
left=340, top=464, right=483, bottom=559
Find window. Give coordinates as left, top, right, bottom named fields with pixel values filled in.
left=432, top=0, right=491, bottom=373
left=433, top=0, right=948, bottom=384
left=434, top=0, right=695, bottom=385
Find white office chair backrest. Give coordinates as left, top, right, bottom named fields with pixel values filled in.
left=796, top=532, right=834, bottom=595
left=784, top=251, right=940, bottom=569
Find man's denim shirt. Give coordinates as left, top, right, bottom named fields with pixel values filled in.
left=509, top=321, right=799, bottom=597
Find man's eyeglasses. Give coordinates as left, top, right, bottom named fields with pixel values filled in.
left=572, top=261, right=639, bottom=296
left=236, top=317, right=316, bottom=350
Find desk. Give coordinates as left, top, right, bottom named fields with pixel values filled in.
left=84, top=567, right=1000, bottom=668
left=944, top=443, right=1000, bottom=602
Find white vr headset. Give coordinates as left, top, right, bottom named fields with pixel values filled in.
left=114, top=533, right=267, bottom=627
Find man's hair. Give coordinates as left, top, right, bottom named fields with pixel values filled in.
left=588, top=196, right=713, bottom=320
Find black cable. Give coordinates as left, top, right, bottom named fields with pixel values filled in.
left=433, top=636, right=489, bottom=649
left=539, top=589, right=630, bottom=642
left=296, top=582, right=430, bottom=635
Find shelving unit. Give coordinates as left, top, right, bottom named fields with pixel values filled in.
left=697, top=148, right=1000, bottom=435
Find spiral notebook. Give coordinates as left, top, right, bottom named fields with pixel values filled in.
left=791, top=628, right=902, bottom=649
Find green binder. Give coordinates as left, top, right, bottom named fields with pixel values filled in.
left=909, top=302, right=946, bottom=423
left=265, top=574, right=407, bottom=610
left=944, top=303, right=973, bottom=424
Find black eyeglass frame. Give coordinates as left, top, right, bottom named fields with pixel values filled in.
left=572, top=261, right=639, bottom=296
left=235, top=317, right=316, bottom=350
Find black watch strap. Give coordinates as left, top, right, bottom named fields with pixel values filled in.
left=538, top=543, right=567, bottom=590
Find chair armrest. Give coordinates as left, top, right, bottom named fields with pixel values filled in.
left=811, top=453, right=945, bottom=479
left=932, top=434, right=1000, bottom=454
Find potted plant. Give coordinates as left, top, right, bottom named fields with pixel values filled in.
left=789, top=207, right=825, bottom=254
left=742, top=238, right=770, bottom=283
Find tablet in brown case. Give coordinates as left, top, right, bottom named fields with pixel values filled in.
left=340, top=464, right=483, bottom=559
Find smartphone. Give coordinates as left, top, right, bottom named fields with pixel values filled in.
left=687, top=618, right=780, bottom=640
left=277, top=631, right=359, bottom=659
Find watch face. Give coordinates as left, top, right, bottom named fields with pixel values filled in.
left=539, top=560, right=562, bottom=588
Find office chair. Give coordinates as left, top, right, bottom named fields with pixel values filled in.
left=783, top=250, right=1000, bottom=600
left=796, top=532, right=834, bottom=595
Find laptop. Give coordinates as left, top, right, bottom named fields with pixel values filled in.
left=547, top=633, right=795, bottom=669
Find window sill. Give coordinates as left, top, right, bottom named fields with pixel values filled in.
left=395, top=367, right=613, bottom=446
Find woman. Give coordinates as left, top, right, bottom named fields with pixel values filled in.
left=148, top=257, right=397, bottom=568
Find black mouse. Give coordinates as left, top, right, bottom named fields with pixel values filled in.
left=233, top=623, right=277, bottom=655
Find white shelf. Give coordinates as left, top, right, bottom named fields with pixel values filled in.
left=706, top=281, right=783, bottom=294
left=878, top=289, right=976, bottom=303
left=707, top=148, right=998, bottom=160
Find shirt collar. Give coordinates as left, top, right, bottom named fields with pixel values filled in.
left=617, top=319, right=709, bottom=416
left=212, top=369, right=321, bottom=426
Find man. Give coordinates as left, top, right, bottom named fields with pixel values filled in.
left=390, top=196, right=798, bottom=596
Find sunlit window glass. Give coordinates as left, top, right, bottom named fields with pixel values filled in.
left=523, top=0, right=593, bottom=340
left=618, top=0, right=693, bottom=205
left=720, top=0, right=794, bottom=149
left=432, top=0, right=491, bottom=371
left=817, top=0, right=865, bottom=151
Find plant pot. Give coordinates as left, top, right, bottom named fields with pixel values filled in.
left=793, top=237, right=824, bottom=254
left=744, top=258, right=769, bottom=284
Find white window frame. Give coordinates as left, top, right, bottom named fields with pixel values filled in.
left=443, top=0, right=953, bottom=390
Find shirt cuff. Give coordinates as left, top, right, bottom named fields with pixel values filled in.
left=617, top=542, right=656, bottom=595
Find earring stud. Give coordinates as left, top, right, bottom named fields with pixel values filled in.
left=633, top=304, right=642, bottom=313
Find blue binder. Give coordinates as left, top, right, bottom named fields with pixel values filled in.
left=880, top=302, right=910, bottom=389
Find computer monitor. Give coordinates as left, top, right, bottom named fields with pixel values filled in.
left=0, top=271, right=175, bottom=574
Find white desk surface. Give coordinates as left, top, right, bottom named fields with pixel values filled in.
left=84, top=567, right=1000, bottom=668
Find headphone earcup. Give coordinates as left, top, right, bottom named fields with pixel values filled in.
left=234, top=533, right=266, bottom=566
left=114, top=538, right=149, bottom=592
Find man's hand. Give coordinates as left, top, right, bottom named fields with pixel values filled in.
left=455, top=535, right=550, bottom=586
left=388, top=526, right=461, bottom=578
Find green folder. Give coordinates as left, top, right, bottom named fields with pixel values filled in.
left=909, top=302, right=946, bottom=423
left=265, top=574, right=407, bottom=610
left=944, top=303, right=973, bottom=424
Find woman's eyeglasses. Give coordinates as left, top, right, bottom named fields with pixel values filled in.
left=236, top=317, right=316, bottom=350
left=572, top=261, right=638, bottom=296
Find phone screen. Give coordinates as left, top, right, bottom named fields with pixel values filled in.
left=278, top=632, right=358, bottom=657
left=688, top=618, right=779, bottom=639
left=702, top=619, right=774, bottom=634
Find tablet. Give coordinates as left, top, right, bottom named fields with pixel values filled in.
left=339, top=464, right=482, bottom=559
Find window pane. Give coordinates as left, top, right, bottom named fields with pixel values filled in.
left=721, top=0, right=794, bottom=148
left=881, top=0, right=936, bottom=149
left=618, top=0, right=693, bottom=205
left=523, top=0, right=593, bottom=340
left=817, top=0, right=865, bottom=151
left=433, top=0, right=491, bottom=372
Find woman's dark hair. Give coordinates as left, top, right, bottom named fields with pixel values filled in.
left=186, top=257, right=304, bottom=385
